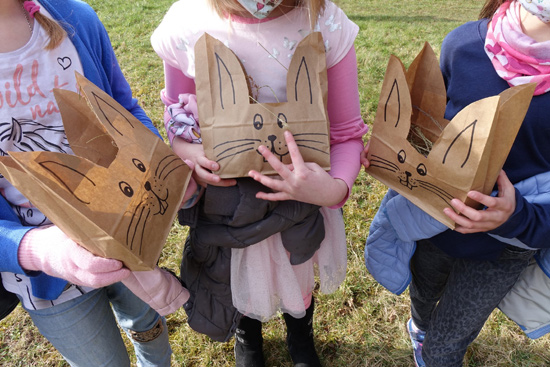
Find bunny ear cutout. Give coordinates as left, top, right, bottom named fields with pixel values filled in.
left=407, top=43, right=448, bottom=142
left=480, top=82, right=536, bottom=194
left=73, top=73, right=147, bottom=142
left=195, top=33, right=250, bottom=118
left=429, top=95, right=500, bottom=187
left=374, top=54, right=412, bottom=137
left=0, top=150, right=101, bottom=216
left=53, top=88, right=117, bottom=168
left=10, top=151, right=99, bottom=204
left=287, top=32, right=327, bottom=106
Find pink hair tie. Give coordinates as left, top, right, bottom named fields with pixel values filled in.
left=23, top=1, right=40, bottom=18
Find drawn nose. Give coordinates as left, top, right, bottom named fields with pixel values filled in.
left=144, top=181, right=168, bottom=215
left=268, top=135, right=277, bottom=152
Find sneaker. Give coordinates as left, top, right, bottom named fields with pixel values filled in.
left=407, top=318, right=426, bottom=367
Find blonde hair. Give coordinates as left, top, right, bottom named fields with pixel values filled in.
left=208, top=0, right=327, bottom=29
left=479, top=0, right=510, bottom=19
left=19, top=0, right=66, bottom=49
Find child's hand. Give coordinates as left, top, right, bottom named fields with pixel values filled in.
left=360, top=141, right=370, bottom=169
left=172, top=137, right=236, bottom=187
left=18, top=226, right=130, bottom=288
left=122, top=267, right=189, bottom=316
left=443, top=170, right=516, bottom=233
left=248, top=130, right=348, bottom=207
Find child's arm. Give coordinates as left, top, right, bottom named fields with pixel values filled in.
left=161, top=63, right=236, bottom=188
left=326, top=47, right=369, bottom=206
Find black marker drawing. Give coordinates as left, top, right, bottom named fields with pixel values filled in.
left=57, top=56, right=72, bottom=70
left=0, top=118, right=69, bottom=156
left=366, top=43, right=534, bottom=229
left=196, top=32, right=331, bottom=177
left=0, top=73, right=192, bottom=270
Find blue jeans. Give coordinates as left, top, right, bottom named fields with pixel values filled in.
left=24, top=282, right=171, bottom=367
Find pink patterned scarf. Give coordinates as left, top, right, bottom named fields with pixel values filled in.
left=484, top=1, right=550, bottom=95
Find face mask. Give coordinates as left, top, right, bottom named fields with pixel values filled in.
left=519, top=0, right=550, bottom=23
left=236, top=0, right=284, bottom=19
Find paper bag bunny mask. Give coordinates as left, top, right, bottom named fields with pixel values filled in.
left=366, top=43, right=534, bottom=229
left=195, top=32, right=330, bottom=178
left=0, top=73, right=192, bottom=271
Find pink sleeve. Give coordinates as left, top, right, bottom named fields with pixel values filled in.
left=161, top=63, right=197, bottom=144
left=326, top=47, right=369, bottom=208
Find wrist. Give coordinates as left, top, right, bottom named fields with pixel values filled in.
left=330, top=178, right=349, bottom=207
left=18, top=227, right=46, bottom=272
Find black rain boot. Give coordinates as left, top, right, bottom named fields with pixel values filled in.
left=283, top=298, right=321, bottom=367
left=234, top=316, right=265, bottom=367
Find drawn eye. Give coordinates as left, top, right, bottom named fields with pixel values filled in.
left=119, top=181, right=134, bottom=197
left=277, top=113, right=287, bottom=129
left=253, top=113, right=263, bottom=130
left=397, top=150, right=406, bottom=164
left=132, top=158, right=146, bottom=172
left=416, top=163, right=427, bottom=176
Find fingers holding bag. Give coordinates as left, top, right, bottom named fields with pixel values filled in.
left=18, top=225, right=131, bottom=288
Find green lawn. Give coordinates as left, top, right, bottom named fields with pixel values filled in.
left=2, top=0, right=550, bottom=366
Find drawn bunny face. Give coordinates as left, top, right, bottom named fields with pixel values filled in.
left=366, top=43, right=534, bottom=228
left=195, top=32, right=330, bottom=178
left=0, top=73, right=192, bottom=270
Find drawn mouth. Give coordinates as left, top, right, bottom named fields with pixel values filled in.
left=398, top=177, right=416, bottom=190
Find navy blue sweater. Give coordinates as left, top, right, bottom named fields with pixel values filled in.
left=430, top=19, right=550, bottom=260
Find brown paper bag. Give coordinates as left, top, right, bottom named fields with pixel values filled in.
left=366, top=43, right=535, bottom=229
left=195, top=32, right=330, bottom=178
left=0, top=73, right=192, bottom=270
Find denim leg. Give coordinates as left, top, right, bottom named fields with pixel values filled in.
left=414, top=243, right=534, bottom=367
left=409, top=240, right=453, bottom=331
left=25, top=288, right=131, bottom=367
left=107, top=282, right=172, bottom=367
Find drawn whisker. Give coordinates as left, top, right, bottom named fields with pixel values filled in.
left=214, top=138, right=260, bottom=149
left=418, top=180, right=454, bottom=199
left=370, top=155, right=399, bottom=170
left=156, top=155, right=182, bottom=179
left=369, top=163, right=398, bottom=173
left=160, top=163, right=186, bottom=181
left=127, top=201, right=147, bottom=251
left=156, top=155, right=174, bottom=177
left=293, top=133, right=328, bottom=138
left=294, top=138, right=326, bottom=145
left=217, top=147, right=255, bottom=161
left=215, top=142, right=256, bottom=158
left=418, top=181, right=453, bottom=203
left=137, top=210, right=151, bottom=256
left=296, top=144, right=329, bottom=155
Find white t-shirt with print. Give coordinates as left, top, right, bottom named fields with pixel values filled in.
left=151, top=0, right=359, bottom=104
left=0, top=5, right=93, bottom=310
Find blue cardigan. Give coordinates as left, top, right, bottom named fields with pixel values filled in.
left=0, top=0, right=161, bottom=300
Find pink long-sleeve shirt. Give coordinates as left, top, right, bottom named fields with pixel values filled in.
left=152, top=0, right=368, bottom=207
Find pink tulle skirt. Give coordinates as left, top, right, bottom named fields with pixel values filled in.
left=230, top=207, right=347, bottom=321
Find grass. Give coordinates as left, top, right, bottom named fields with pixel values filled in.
left=2, top=0, right=550, bottom=366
